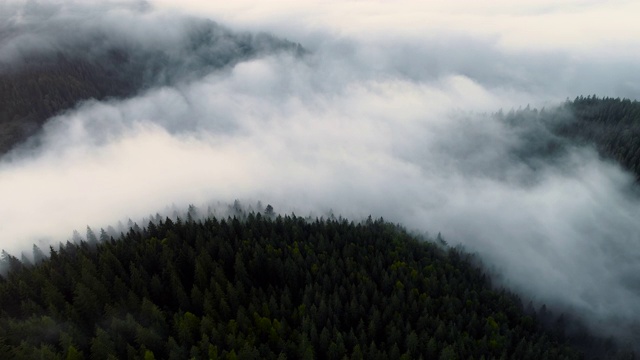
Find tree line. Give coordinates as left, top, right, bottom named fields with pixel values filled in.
left=0, top=210, right=589, bottom=359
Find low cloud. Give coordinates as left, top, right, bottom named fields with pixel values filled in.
left=2, top=0, right=640, bottom=348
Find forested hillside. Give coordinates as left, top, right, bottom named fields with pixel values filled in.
left=0, top=20, right=303, bottom=155
left=3, top=2, right=640, bottom=359
left=557, top=97, right=640, bottom=178
left=0, top=212, right=584, bottom=359
left=503, top=96, right=640, bottom=180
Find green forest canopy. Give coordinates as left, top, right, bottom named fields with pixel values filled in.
left=502, top=96, right=640, bottom=180
left=0, top=212, right=591, bottom=359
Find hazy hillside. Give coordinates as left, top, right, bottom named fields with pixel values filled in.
left=0, top=19, right=302, bottom=155
left=2, top=50, right=640, bottom=359
left=3, top=2, right=640, bottom=360
left=501, top=96, right=640, bottom=181
left=555, top=97, right=640, bottom=179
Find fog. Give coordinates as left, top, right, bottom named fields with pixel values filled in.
left=2, top=0, right=640, bottom=347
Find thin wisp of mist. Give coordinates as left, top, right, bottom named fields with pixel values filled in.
left=2, top=0, right=640, bottom=347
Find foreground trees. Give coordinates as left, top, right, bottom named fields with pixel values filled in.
left=0, top=213, right=582, bottom=359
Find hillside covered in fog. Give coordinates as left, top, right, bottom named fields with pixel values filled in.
left=4, top=95, right=640, bottom=358
left=0, top=17, right=302, bottom=154
left=2, top=1, right=640, bottom=359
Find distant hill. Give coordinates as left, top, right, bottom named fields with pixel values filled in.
left=502, top=96, right=640, bottom=180
left=0, top=19, right=303, bottom=155
left=0, top=212, right=586, bottom=359
left=556, top=96, right=640, bottom=179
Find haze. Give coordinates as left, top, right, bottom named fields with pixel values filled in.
left=2, top=0, right=640, bottom=347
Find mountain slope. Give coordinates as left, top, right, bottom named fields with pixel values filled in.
left=0, top=213, right=582, bottom=359
left=0, top=19, right=303, bottom=155
left=557, top=96, right=640, bottom=179
left=502, top=96, right=640, bottom=180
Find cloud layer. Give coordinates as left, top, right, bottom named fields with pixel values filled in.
left=2, top=0, right=640, bottom=347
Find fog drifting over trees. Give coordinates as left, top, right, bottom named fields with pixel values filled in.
left=2, top=0, right=640, bottom=348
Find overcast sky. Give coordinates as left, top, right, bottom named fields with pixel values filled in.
left=2, top=0, right=640, bottom=347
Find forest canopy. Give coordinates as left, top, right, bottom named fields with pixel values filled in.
left=0, top=211, right=588, bottom=359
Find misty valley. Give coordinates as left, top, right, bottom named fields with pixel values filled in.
left=2, top=1, right=640, bottom=359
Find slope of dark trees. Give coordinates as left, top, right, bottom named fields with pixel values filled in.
left=557, top=96, right=640, bottom=179
left=502, top=96, right=640, bottom=181
left=0, top=212, right=586, bottom=359
left=0, top=19, right=303, bottom=155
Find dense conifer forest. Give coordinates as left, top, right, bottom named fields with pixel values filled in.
left=557, top=97, right=640, bottom=179
left=502, top=96, right=640, bottom=180
left=0, top=212, right=588, bottom=359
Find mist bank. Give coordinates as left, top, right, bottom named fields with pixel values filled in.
left=0, top=1, right=302, bottom=154
left=2, top=0, right=640, bottom=350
